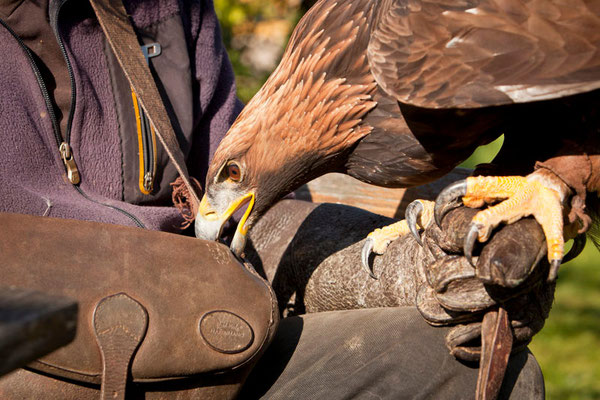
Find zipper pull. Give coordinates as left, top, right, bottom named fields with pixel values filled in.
left=143, top=172, right=154, bottom=193
left=59, top=142, right=80, bottom=184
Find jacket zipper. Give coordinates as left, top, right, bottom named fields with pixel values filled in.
left=52, top=1, right=79, bottom=185
left=131, top=90, right=157, bottom=194
left=0, top=9, right=146, bottom=229
left=134, top=43, right=161, bottom=195
left=50, top=2, right=145, bottom=228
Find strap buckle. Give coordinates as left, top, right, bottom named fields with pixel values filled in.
left=141, top=43, right=161, bottom=63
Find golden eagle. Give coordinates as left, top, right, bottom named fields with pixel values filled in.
left=195, top=0, right=600, bottom=280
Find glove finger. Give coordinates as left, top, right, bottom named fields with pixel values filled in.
left=416, top=285, right=483, bottom=326
left=446, top=322, right=482, bottom=363
left=477, top=218, right=547, bottom=288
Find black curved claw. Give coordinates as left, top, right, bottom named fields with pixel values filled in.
left=464, top=223, right=480, bottom=267
left=562, top=234, right=586, bottom=264
left=361, top=238, right=378, bottom=280
left=405, top=200, right=424, bottom=247
left=434, top=180, right=467, bottom=227
left=548, top=259, right=562, bottom=282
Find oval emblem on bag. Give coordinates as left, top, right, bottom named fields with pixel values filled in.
left=199, top=311, right=254, bottom=354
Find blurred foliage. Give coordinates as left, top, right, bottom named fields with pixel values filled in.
left=530, top=241, right=600, bottom=400
left=214, top=2, right=600, bottom=398
left=215, top=0, right=305, bottom=102
left=459, top=135, right=504, bottom=170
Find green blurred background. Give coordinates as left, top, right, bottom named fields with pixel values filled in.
left=214, top=2, right=600, bottom=398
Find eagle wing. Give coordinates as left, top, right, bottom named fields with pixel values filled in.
left=368, top=0, right=600, bottom=108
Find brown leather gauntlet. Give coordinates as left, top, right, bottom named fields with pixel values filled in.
left=247, top=199, right=555, bottom=363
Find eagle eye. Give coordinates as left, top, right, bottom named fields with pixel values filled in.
left=226, top=162, right=242, bottom=182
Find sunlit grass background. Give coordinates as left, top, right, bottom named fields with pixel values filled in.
left=214, top=2, right=600, bottom=398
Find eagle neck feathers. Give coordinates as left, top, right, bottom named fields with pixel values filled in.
left=213, top=0, right=379, bottom=184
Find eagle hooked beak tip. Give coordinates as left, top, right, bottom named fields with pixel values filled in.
left=195, top=192, right=255, bottom=258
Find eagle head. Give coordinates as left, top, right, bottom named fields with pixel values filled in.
left=194, top=1, right=377, bottom=256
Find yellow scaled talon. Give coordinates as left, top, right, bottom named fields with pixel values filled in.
left=466, top=176, right=565, bottom=263
left=436, top=175, right=569, bottom=278
left=366, top=221, right=411, bottom=254
left=361, top=200, right=435, bottom=278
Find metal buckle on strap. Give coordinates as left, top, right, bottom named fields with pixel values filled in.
left=141, top=43, right=161, bottom=62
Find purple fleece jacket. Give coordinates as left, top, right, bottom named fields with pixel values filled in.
left=0, top=0, right=242, bottom=232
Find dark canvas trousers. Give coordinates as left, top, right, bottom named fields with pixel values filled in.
left=241, top=307, right=544, bottom=399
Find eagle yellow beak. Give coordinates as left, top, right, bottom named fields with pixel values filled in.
left=195, top=192, right=255, bottom=257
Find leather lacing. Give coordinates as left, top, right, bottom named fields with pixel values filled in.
left=171, top=176, right=203, bottom=228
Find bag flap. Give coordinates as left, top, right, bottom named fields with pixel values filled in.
left=0, top=212, right=278, bottom=383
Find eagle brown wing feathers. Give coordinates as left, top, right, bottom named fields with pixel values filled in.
left=368, top=0, right=600, bottom=108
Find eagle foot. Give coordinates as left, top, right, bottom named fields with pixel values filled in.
left=361, top=199, right=434, bottom=278
left=435, top=175, right=574, bottom=281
